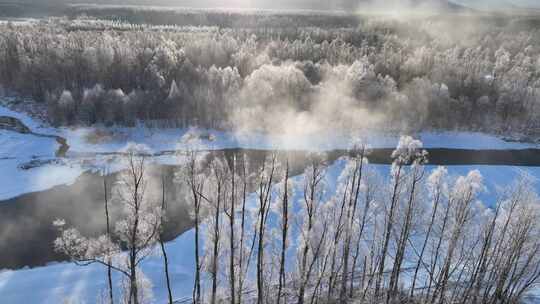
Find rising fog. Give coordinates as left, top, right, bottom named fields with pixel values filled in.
left=2, top=7, right=540, bottom=149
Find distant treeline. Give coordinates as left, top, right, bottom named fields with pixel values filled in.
left=65, top=5, right=362, bottom=29
left=1, top=15, right=540, bottom=135
left=65, top=5, right=540, bottom=30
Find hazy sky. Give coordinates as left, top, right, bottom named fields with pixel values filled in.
left=10, top=0, right=540, bottom=10
left=99, top=0, right=540, bottom=9
left=113, top=0, right=540, bottom=9
left=455, top=0, right=540, bottom=9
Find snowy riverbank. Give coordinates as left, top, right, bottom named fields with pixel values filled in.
left=2, top=101, right=540, bottom=200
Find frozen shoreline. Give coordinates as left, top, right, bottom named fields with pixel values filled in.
left=2, top=101, right=540, bottom=200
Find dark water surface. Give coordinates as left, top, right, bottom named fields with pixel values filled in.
left=2, top=147, right=540, bottom=270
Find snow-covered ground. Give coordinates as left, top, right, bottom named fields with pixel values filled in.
left=0, top=104, right=83, bottom=200
left=0, top=18, right=40, bottom=27
left=61, top=127, right=540, bottom=154
left=0, top=233, right=196, bottom=304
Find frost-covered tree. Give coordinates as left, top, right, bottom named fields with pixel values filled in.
left=3, top=17, right=540, bottom=134
left=296, top=154, right=327, bottom=304
left=253, top=154, right=279, bottom=304
left=375, top=136, right=426, bottom=299
left=54, top=144, right=161, bottom=304
left=272, top=161, right=293, bottom=304
left=175, top=135, right=209, bottom=304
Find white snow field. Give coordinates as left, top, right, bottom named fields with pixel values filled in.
left=0, top=105, right=83, bottom=200
left=56, top=127, right=540, bottom=154
left=3, top=102, right=540, bottom=302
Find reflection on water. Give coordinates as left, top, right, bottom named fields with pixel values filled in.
left=2, top=147, right=540, bottom=270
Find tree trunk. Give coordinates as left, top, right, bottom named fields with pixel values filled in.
left=194, top=205, right=201, bottom=304
left=104, top=175, right=114, bottom=304
left=277, top=162, right=290, bottom=304
left=374, top=164, right=403, bottom=299
left=237, top=157, right=248, bottom=304
left=211, top=180, right=222, bottom=304
left=388, top=166, right=422, bottom=302
left=257, top=157, right=275, bottom=304
left=340, top=152, right=365, bottom=303
left=129, top=164, right=141, bottom=304
left=229, top=157, right=236, bottom=304
left=410, top=183, right=441, bottom=299
left=299, top=164, right=322, bottom=304
left=160, top=174, right=173, bottom=304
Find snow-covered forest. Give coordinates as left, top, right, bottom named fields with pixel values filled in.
left=3, top=3, right=540, bottom=304
left=1, top=13, right=540, bottom=136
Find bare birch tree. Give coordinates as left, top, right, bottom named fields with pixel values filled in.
left=55, top=144, right=162, bottom=304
